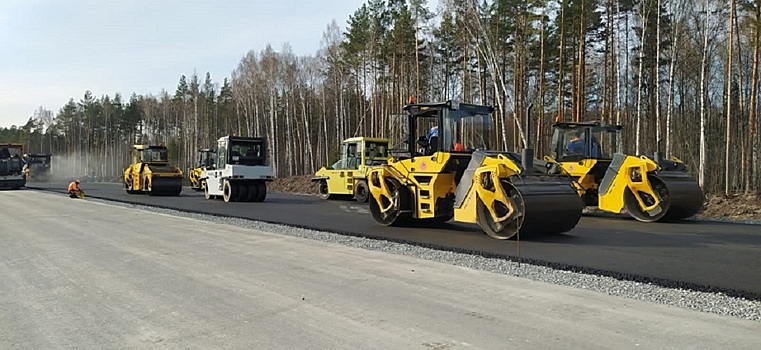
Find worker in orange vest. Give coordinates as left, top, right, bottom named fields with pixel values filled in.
left=68, top=179, right=82, bottom=198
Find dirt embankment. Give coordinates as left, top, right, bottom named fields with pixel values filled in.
left=273, top=175, right=761, bottom=221
left=697, top=193, right=761, bottom=221
left=270, top=175, right=318, bottom=195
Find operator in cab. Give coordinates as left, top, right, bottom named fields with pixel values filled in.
left=426, top=126, right=439, bottom=154
left=566, top=131, right=586, bottom=154
left=427, top=126, right=438, bottom=142
left=566, top=130, right=601, bottom=158
left=68, top=179, right=82, bottom=198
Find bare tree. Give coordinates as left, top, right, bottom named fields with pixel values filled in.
left=699, top=0, right=711, bottom=189
left=748, top=1, right=761, bottom=192
left=635, top=1, right=650, bottom=155
left=665, top=0, right=685, bottom=158
left=726, top=0, right=735, bottom=195
left=558, top=0, right=567, bottom=122
left=656, top=0, right=662, bottom=154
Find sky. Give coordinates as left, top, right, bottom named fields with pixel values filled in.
left=0, top=0, right=385, bottom=128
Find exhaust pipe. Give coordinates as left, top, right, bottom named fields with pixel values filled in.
left=521, top=103, right=534, bottom=170
left=654, top=138, right=664, bottom=165
left=654, top=151, right=664, bottom=166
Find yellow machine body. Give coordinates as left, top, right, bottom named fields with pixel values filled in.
left=550, top=121, right=704, bottom=222
left=190, top=167, right=204, bottom=190
left=123, top=144, right=183, bottom=196
left=189, top=148, right=215, bottom=191
left=368, top=152, right=459, bottom=220
left=452, top=153, right=525, bottom=224
left=367, top=101, right=582, bottom=240
left=312, top=137, right=390, bottom=202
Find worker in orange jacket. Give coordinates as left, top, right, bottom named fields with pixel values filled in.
left=68, top=179, right=83, bottom=198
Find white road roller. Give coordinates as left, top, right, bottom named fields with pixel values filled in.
left=201, top=135, right=273, bottom=202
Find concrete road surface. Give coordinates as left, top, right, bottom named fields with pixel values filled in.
left=1, top=191, right=758, bottom=350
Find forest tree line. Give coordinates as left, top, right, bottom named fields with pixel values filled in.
left=1, top=0, right=759, bottom=195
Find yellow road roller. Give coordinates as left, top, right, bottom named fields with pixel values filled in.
left=24, top=153, right=52, bottom=181
left=189, top=148, right=215, bottom=191
left=123, top=144, right=183, bottom=196
left=367, top=100, right=583, bottom=239
left=547, top=121, right=704, bottom=222
left=312, top=137, right=390, bottom=202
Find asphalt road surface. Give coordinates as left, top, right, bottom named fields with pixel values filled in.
left=27, top=181, right=761, bottom=298
left=1, top=190, right=760, bottom=349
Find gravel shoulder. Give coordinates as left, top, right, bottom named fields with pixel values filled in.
left=1, top=190, right=760, bottom=350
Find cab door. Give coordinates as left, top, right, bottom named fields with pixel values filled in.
left=340, top=142, right=359, bottom=193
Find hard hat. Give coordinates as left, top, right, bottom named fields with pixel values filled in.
left=75, top=179, right=80, bottom=183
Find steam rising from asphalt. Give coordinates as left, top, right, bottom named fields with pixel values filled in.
left=26, top=152, right=128, bottom=184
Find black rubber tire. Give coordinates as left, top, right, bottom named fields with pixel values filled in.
left=223, top=180, right=235, bottom=202
left=246, top=182, right=259, bottom=202
left=354, top=180, right=370, bottom=203
left=255, top=182, right=267, bottom=202
left=236, top=182, right=249, bottom=202
left=318, top=180, right=331, bottom=200
left=204, top=181, right=213, bottom=200
left=369, top=177, right=410, bottom=226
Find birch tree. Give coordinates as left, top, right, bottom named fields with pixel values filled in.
left=699, top=0, right=711, bottom=189
left=726, top=0, right=735, bottom=195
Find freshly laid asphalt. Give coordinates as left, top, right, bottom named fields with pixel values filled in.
left=26, top=181, right=761, bottom=298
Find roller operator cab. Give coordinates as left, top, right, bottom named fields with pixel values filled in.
left=189, top=148, right=215, bottom=191
left=123, top=145, right=183, bottom=196
left=24, top=153, right=52, bottom=181
left=0, top=143, right=27, bottom=190
left=312, top=137, right=390, bottom=202
left=201, top=135, right=273, bottom=202
left=549, top=121, right=704, bottom=222
left=366, top=100, right=583, bottom=240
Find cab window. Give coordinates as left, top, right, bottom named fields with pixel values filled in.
left=345, top=143, right=359, bottom=169
left=217, top=144, right=227, bottom=168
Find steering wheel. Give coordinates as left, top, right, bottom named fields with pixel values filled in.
left=416, top=136, right=428, bottom=148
